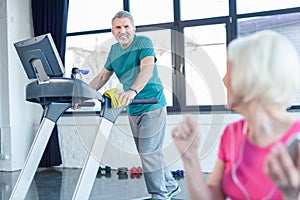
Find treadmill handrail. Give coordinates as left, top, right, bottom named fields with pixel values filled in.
left=131, top=98, right=158, bottom=104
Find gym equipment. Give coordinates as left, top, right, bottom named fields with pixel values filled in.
left=96, top=166, right=112, bottom=179
left=130, top=166, right=142, bottom=178
left=117, top=167, right=128, bottom=175
left=98, top=166, right=112, bottom=174
left=10, top=33, right=157, bottom=200
left=117, top=167, right=129, bottom=180
left=96, top=172, right=112, bottom=179
left=171, top=170, right=184, bottom=180
left=71, top=67, right=89, bottom=80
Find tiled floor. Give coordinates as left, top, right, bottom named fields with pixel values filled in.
left=0, top=167, right=199, bottom=200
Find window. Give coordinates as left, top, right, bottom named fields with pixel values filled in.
left=237, top=0, right=300, bottom=14
left=140, top=29, right=173, bottom=106
left=65, top=29, right=174, bottom=106
left=67, top=0, right=123, bottom=33
left=181, top=0, right=228, bottom=20
left=65, top=33, right=120, bottom=94
left=184, top=24, right=227, bottom=106
left=66, top=0, right=300, bottom=112
left=129, top=0, right=173, bottom=26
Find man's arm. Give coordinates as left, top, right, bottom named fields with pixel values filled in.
left=130, top=56, right=154, bottom=93
left=118, top=56, right=154, bottom=105
left=89, top=68, right=114, bottom=90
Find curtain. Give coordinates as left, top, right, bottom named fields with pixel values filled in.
left=31, top=0, right=69, bottom=167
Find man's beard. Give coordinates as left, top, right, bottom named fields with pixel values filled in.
left=118, top=33, right=130, bottom=45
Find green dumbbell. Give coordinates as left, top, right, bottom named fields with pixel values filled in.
left=98, top=166, right=111, bottom=174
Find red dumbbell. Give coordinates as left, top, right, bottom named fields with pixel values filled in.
left=130, top=166, right=142, bottom=178
left=136, top=166, right=142, bottom=174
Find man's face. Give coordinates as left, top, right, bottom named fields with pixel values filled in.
left=111, top=17, right=136, bottom=48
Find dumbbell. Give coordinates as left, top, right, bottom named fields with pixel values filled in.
left=171, top=170, right=184, bottom=180
left=98, top=166, right=111, bottom=174
left=117, top=167, right=128, bottom=179
left=130, top=166, right=142, bottom=178
left=96, top=171, right=112, bottom=178
left=96, top=166, right=112, bottom=178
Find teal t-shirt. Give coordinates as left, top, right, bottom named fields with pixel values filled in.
left=104, top=35, right=166, bottom=116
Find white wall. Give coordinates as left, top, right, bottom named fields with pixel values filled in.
left=0, top=0, right=43, bottom=171
left=57, top=112, right=243, bottom=172
left=57, top=111, right=300, bottom=172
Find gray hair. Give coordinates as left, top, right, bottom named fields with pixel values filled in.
left=228, top=30, right=300, bottom=107
left=112, top=11, right=134, bottom=26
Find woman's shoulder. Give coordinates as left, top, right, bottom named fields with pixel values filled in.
left=221, top=119, right=246, bottom=142
left=224, top=118, right=245, bottom=133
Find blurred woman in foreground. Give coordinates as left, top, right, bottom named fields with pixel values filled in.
left=172, top=30, right=300, bottom=200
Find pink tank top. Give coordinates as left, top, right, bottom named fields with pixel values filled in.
left=218, top=119, right=300, bottom=200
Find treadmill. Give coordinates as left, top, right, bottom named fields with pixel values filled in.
left=10, top=33, right=156, bottom=200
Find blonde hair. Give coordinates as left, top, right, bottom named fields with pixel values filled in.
left=227, top=30, right=300, bottom=108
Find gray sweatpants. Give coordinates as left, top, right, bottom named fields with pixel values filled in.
left=128, top=107, right=178, bottom=199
